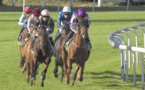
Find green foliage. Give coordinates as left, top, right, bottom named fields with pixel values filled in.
left=0, top=11, right=144, bottom=90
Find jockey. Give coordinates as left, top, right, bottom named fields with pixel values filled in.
left=54, top=6, right=73, bottom=42
left=22, top=8, right=40, bottom=47
left=66, top=8, right=92, bottom=49
left=31, top=9, right=55, bottom=50
left=18, top=6, right=32, bottom=41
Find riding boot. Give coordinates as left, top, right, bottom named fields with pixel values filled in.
left=65, top=31, right=74, bottom=46
left=49, top=37, right=54, bottom=51
left=18, top=26, right=25, bottom=41
left=49, top=37, right=54, bottom=47
left=86, top=35, right=92, bottom=49
left=31, top=35, right=37, bottom=51
left=22, top=33, right=30, bottom=47
left=54, top=31, right=61, bottom=43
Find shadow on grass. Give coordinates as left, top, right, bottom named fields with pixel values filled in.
left=85, top=70, right=142, bottom=89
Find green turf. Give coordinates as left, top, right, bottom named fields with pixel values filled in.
left=0, top=11, right=144, bottom=90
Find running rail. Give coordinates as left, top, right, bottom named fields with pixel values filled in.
left=108, top=23, right=145, bottom=89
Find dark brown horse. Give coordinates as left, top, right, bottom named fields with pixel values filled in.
left=61, top=20, right=90, bottom=86
left=21, top=25, right=53, bottom=87
left=53, top=22, right=71, bottom=81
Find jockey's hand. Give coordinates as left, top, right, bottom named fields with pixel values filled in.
left=46, top=28, right=53, bottom=34
left=73, top=30, right=77, bottom=34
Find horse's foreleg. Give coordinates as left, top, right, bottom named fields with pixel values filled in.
left=41, top=57, right=51, bottom=87
left=72, top=64, right=79, bottom=86
left=60, top=61, right=64, bottom=82
left=53, top=58, right=59, bottom=78
left=30, top=60, right=37, bottom=86
left=77, top=63, right=85, bottom=82
left=26, top=62, right=30, bottom=83
left=21, top=62, right=26, bottom=73
left=66, top=58, right=72, bottom=84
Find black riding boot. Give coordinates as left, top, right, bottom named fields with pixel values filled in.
left=65, top=31, right=74, bottom=46
left=54, top=30, right=61, bottom=43
left=18, top=26, right=25, bottom=41
left=49, top=37, right=54, bottom=47
left=31, top=35, right=37, bottom=51
left=86, top=35, right=92, bottom=49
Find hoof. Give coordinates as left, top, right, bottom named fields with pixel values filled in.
left=78, top=77, right=83, bottom=82
left=54, top=74, right=58, bottom=78
left=41, top=83, right=44, bottom=87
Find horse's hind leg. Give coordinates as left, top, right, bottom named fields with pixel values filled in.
left=72, top=64, right=79, bottom=86
left=77, top=63, right=85, bottom=82
left=41, top=58, right=51, bottom=87
left=53, top=58, right=58, bottom=78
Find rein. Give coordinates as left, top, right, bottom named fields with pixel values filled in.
left=71, top=41, right=87, bottom=48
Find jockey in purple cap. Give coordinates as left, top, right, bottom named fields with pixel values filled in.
left=65, top=8, right=92, bottom=49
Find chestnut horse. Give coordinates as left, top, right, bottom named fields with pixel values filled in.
left=18, top=27, right=28, bottom=68
left=53, top=22, right=70, bottom=81
left=61, top=20, right=90, bottom=86
left=21, top=25, right=53, bottom=87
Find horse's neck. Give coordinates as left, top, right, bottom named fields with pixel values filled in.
left=73, top=34, right=85, bottom=45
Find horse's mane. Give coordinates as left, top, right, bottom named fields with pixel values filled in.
left=61, top=22, right=70, bottom=35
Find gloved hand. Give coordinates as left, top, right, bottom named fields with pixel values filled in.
left=23, top=22, right=27, bottom=27
left=59, top=28, right=62, bottom=33
left=46, top=28, right=52, bottom=34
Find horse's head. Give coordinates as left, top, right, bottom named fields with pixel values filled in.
left=37, top=25, right=48, bottom=51
left=76, top=19, right=88, bottom=38
left=61, top=21, right=71, bottom=37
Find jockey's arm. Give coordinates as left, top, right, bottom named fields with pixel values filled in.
left=26, top=15, right=33, bottom=34
left=46, top=18, right=54, bottom=34
left=57, top=12, right=62, bottom=29
left=18, top=13, right=25, bottom=26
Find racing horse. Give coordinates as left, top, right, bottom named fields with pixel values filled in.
left=21, top=25, right=53, bottom=87
left=18, top=27, right=28, bottom=68
left=53, top=22, right=71, bottom=81
left=61, top=19, right=90, bottom=86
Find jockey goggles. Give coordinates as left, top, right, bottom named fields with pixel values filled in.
left=25, top=12, right=31, bottom=14
left=78, top=16, right=85, bottom=18
left=64, top=12, right=70, bottom=15
left=42, top=16, right=49, bottom=18
left=34, top=15, right=39, bottom=17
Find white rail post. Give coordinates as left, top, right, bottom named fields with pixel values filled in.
left=41, top=0, right=45, bottom=8
left=70, top=0, right=74, bottom=7
left=121, top=31, right=131, bottom=69
left=140, top=53, right=144, bottom=90
left=92, top=0, right=96, bottom=12
left=98, top=0, right=103, bottom=7
left=58, top=0, right=60, bottom=11
left=12, top=0, right=16, bottom=6
left=132, top=52, right=136, bottom=86
left=115, top=34, right=125, bottom=80
left=136, top=26, right=145, bottom=48
left=23, top=0, right=25, bottom=12
left=129, top=28, right=138, bottom=66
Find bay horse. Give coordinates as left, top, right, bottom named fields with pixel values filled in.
left=61, top=19, right=90, bottom=86
left=53, top=22, right=71, bottom=81
left=21, top=25, right=53, bottom=87
left=18, top=27, right=28, bottom=68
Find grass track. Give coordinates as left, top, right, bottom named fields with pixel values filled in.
left=0, top=11, right=145, bottom=90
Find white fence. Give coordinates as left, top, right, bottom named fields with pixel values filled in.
left=108, top=23, right=145, bottom=89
